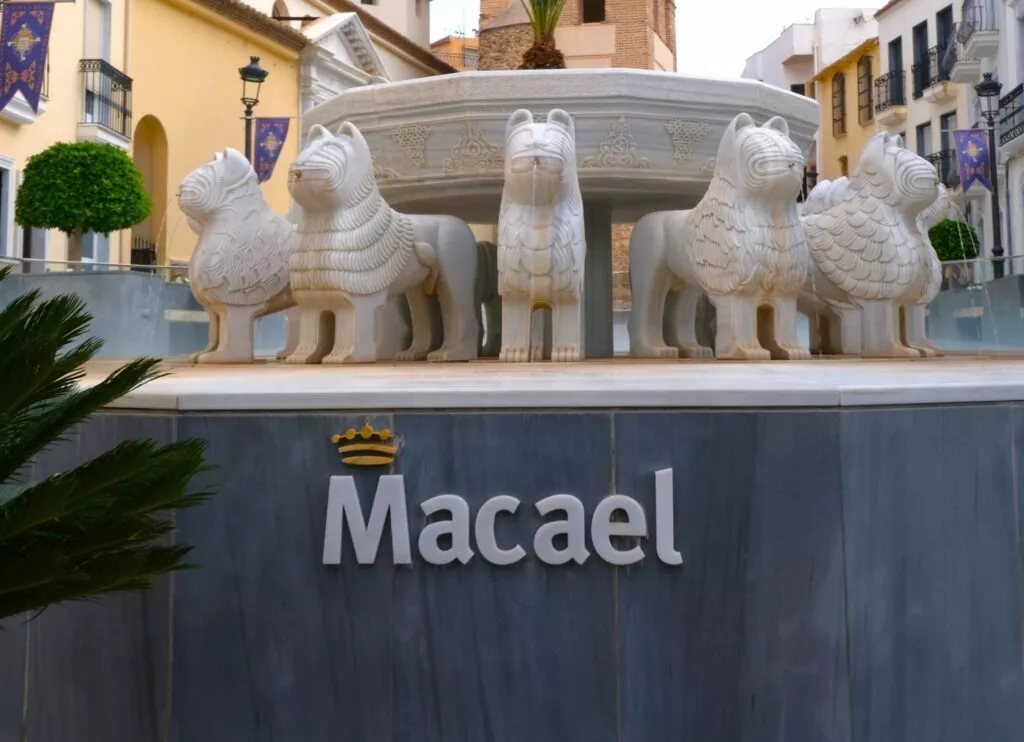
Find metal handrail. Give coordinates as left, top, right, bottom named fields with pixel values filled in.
left=874, top=70, right=906, bottom=111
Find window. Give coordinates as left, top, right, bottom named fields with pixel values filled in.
left=81, top=232, right=109, bottom=268
left=936, top=6, right=953, bottom=52
left=360, top=0, right=376, bottom=5
left=85, top=0, right=112, bottom=61
left=583, top=0, right=605, bottom=23
left=790, top=83, right=806, bottom=96
left=839, top=155, right=849, bottom=176
left=857, top=56, right=873, bottom=124
left=832, top=72, right=847, bottom=137
left=912, top=21, right=928, bottom=98
left=916, top=121, right=933, bottom=157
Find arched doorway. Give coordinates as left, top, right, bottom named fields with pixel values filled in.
left=132, top=115, right=168, bottom=265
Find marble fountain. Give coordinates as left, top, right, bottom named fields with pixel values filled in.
left=15, top=70, right=1024, bottom=742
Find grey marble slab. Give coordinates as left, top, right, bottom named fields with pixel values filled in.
left=613, top=410, right=849, bottom=742
left=0, top=616, right=27, bottom=742
left=24, top=414, right=175, bottom=742
left=173, top=413, right=395, bottom=742
left=842, top=406, right=1024, bottom=742
left=391, top=412, right=617, bottom=742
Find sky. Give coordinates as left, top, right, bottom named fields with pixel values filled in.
left=429, top=0, right=880, bottom=77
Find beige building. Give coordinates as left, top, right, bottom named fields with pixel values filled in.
left=431, top=34, right=480, bottom=71
left=478, top=0, right=677, bottom=305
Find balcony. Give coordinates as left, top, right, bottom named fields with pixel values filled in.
left=874, top=71, right=908, bottom=127
left=960, top=0, right=1000, bottom=60
left=432, top=50, right=479, bottom=71
left=914, top=46, right=956, bottom=105
left=947, top=24, right=982, bottom=84
left=77, top=59, right=133, bottom=150
left=925, top=149, right=960, bottom=189
left=999, top=84, right=1024, bottom=157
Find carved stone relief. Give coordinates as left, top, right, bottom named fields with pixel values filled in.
left=371, top=154, right=399, bottom=184
left=582, top=116, right=650, bottom=169
left=443, top=125, right=503, bottom=174
left=391, top=123, right=430, bottom=168
left=664, top=119, right=709, bottom=162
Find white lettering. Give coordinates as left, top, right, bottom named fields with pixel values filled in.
left=475, top=495, right=526, bottom=565
left=654, top=468, right=683, bottom=566
left=534, top=494, right=590, bottom=565
left=419, top=495, right=474, bottom=565
left=591, top=495, right=647, bottom=565
left=322, top=475, right=411, bottom=565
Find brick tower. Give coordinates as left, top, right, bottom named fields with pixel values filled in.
left=479, top=0, right=677, bottom=306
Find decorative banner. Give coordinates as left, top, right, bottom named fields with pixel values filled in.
left=954, top=129, right=993, bottom=192
left=0, top=1, right=55, bottom=114
left=254, top=118, right=290, bottom=184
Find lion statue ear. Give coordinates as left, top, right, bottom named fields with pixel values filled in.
left=547, top=109, right=575, bottom=137
left=717, top=112, right=756, bottom=160
left=224, top=148, right=248, bottom=167
left=337, top=121, right=369, bottom=151
left=307, top=124, right=332, bottom=142
left=506, top=109, right=534, bottom=139
left=763, top=116, right=790, bottom=138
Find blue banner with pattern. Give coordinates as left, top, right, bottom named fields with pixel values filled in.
left=0, top=1, right=55, bottom=114
left=954, top=129, right=993, bottom=192
left=254, top=118, right=290, bottom=184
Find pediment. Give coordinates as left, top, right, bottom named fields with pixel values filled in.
left=303, top=12, right=388, bottom=81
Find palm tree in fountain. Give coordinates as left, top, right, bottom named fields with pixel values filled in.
left=519, top=0, right=568, bottom=69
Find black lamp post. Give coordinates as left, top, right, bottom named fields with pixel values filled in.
left=975, top=72, right=1005, bottom=278
left=239, top=56, right=268, bottom=163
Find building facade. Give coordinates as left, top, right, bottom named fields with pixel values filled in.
left=742, top=23, right=815, bottom=95
left=431, top=34, right=480, bottom=71
left=0, top=0, right=450, bottom=267
left=816, top=39, right=883, bottom=180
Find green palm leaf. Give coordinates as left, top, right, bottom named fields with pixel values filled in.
left=0, top=266, right=211, bottom=620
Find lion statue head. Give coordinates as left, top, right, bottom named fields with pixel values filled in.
left=289, top=122, right=373, bottom=212
left=856, top=131, right=939, bottom=216
left=178, top=148, right=261, bottom=227
left=502, top=109, right=580, bottom=207
left=713, top=113, right=805, bottom=204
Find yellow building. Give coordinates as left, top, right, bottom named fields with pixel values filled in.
left=431, top=34, right=479, bottom=71
left=813, top=38, right=881, bottom=181
left=0, top=0, right=451, bottom=268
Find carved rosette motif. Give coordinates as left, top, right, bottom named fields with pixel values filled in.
left=391, top=123, right=430, bottom=168
left=443, top=126, right=503, bottom=174
left=582, top=116, right=651, bottom=169
left=700, top=157, right=717, bottom=174
left=664, top=119, right=709, bottom=163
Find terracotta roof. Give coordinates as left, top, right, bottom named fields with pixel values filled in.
left=873, top=0, right=906, bottom=20
left=323, top=0, right=457, bottom=75
left=192, top=0, right=309, bottom=51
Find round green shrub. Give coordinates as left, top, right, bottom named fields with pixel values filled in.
left=15, top=141, right=151, bottom=236
left=928, top=218, right=979, bottom=262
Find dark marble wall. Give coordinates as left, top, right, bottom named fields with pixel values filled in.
left=9, top=405, right=1024, bottom=742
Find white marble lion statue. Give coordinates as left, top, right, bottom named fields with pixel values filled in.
left=628, top=112, right=810, bottom=360
left=284, top=122, right=479, bottom=364
left=497, top=109, right=586, bottom=363
left=178, top=148, right=298, bottom=364
left=475, top=240, right=502, bottom=357
left=800, top=131, right=941, bottom=358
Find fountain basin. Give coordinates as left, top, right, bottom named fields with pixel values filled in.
left=302, top=69, right=820, bottom=223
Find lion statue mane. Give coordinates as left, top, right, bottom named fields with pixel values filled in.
left=284, top=122, right=479, bottom=364
left=628, top=112, right=809, bottom=360
left=178, top=147, right=297, bottom=364
left=497, top=109, right=585, bottom=363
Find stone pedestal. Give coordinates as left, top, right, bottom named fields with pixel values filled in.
left=584, top=202, right=613, bottom=359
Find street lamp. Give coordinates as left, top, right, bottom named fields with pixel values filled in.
left=239, top=56, right=268, bottom=163
left=975, top=72, right=1005, bottom=278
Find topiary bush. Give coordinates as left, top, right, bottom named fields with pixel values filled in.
left=15, top=142, right=151, bottom=262
left=928, top=218, right=979, bottom=262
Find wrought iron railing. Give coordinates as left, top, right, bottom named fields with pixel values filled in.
left=431, top=51, right=479, bottom=70
left=79, top=59, right=133, bottom=138
left=130, top=236, right=157, bottom=271
left=874, top=70, right=906, bottom=111
left=926, top=149, right=959, bottom=188
left=944, top=26, right=961, bottom=70
left=912, top=47, right=950, bottom=97
left=999, top=84, right=1024, bottom=146
left=960, top=0, right=1000, bottom=45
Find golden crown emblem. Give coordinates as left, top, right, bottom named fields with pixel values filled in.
left=331, top=423, right=397, bottom=467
